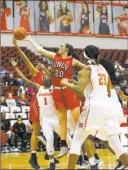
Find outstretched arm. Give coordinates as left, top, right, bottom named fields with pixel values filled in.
left=60, top=67, right=91, bottom=96
left=118, top=90, right=128, bottom=102
left=27, top=35, right=56, bottom=60
left=13, top=38, right=38, bottom=77
left=9, top=58, right=40, bottom=92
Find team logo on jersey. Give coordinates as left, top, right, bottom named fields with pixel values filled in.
left=54, top=62, right=69, bottom=71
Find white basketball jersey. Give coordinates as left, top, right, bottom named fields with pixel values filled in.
left=36, top=86, right=57, bottom=117
left=84, top=64, right=109, bottom=101
left=111, top=88, right=122, bottom=107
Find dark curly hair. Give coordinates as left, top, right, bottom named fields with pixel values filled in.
left=84, top=45, right=100, bottom=61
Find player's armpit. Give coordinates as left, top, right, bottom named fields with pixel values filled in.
left=73, top=59, right=86, bottom=69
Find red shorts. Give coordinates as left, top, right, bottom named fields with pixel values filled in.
left=52, top=88, right=80, bottom=110
left=29, top=95, right=39, bottom=122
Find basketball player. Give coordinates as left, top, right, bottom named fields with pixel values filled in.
left=12, top=38, right=50, bottom=169
left=38, top=1, right=54, bottom=32
left=57, top=1, right=73, bottom=32
left=82, top=58, right=125, bottom=170
left=10, top=58, right=58, bottom=169
left=26, top=35, right=85, bottom=158
left=78, top=0, right=91, bottom=34
left=60, top=45, right=128, bottom=169
left=114, top=6, right=128, bottom=36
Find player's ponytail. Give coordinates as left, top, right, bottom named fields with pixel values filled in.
left=65, top=43, right=74, bottom=57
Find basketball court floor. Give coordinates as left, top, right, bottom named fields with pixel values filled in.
left=1, top=149, right=121, bottom=169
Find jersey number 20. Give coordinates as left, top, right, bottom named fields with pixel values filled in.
left=98, top=73, right=107, bottom=86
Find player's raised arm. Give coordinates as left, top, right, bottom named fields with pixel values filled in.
left=9, top=58, right=40, bottom=92
left=13, top=37, right=39, bottom=76
left=60, top=67, right=91, bottom=96
left=27, top=35, right=56, bottom=60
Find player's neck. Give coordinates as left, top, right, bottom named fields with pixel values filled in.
left=61, top=54, right=70, bottom=59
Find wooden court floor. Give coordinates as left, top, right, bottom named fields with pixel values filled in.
left=1, top=149, right=118, bottom=169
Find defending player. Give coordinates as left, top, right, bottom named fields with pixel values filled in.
left=25, top=35, right=86, bottom=158
left=12, top=38, right=50, bottom=169
left=60, top=45, right=128, bottom=169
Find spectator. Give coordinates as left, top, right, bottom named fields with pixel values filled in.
left=17, top=94, right=30, bottom=113
left=121, top=80, right=128, bottom=93
left=13, top=117, right=27, bottom=152
left=5, top=93, right=21, bottom=113
left=17, top=77, right=24, bottom=86
left=4, top=73, right=18, bottom=86
left=1, top=112, right=16, bottom=152
left=1, top=67, right=8, bottom=78
left=17, top=85, right=28, bottom=96
left=1, top=96, right=9, bottom=113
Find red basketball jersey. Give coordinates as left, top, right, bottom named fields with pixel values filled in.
left=52, top=54, right=73, bottom=86
left=32, top=71, right=44, bottom=86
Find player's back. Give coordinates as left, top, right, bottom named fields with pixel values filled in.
left=85, top=64, right=109, bottom=101
left=36, top=86, right=57, bottom=117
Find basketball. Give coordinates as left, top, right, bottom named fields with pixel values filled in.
left=13, top=27, right=26, bottom=40
left=16, top=1, right=22, bottom=6
left=82, top=26, right=90, bottom=34
left=62, top=18, right=69, bottom=26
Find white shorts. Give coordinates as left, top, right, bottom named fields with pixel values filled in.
left=40, top=115, right=60, bottom=136
left=79, top=100, right=123, bottom=131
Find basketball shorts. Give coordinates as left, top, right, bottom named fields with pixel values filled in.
left=40, top=115, right=60, bottom=136
left=52, top=88, right=80, bottom=110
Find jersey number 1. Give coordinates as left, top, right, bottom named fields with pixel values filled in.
left=98, top=73, right=107, bottom=86
left=44, top=98, right=47, bottom=105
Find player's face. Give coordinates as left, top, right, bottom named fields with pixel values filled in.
left=41, top=2, right=46, bottom=10
left=58, top=44, right=67, bottom=55
left=102, top=6, right=107, bottom=13
left=8, top=93, right=12, bottom=99
left=18, top=119, right=22, bottom=124
left=82, top=3, right=87, bottom=12
left=124, top=8, right=128, bottom=15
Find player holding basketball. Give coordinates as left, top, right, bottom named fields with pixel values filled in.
left=26, top=35, right=85, bottom=158
left=60, top=45, right=128, bottom=169
left=12, top=38, right=50, bottom=169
